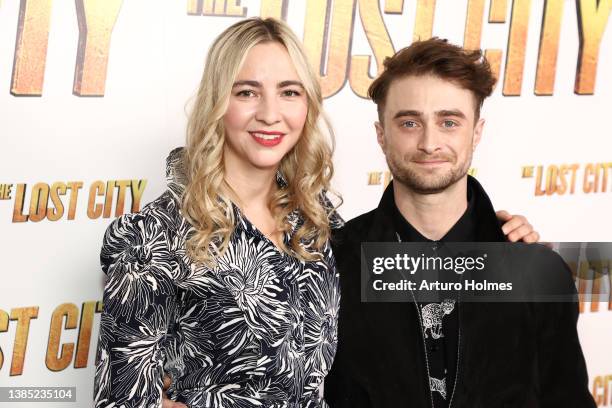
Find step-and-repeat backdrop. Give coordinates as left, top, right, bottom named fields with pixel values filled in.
left=1, top=0, right=611, bottom=406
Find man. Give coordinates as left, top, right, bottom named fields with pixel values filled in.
left=324, top=38, right=595, bottom=407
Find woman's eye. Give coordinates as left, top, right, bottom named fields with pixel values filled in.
left=282, top=89, right=301, bottom=97
left=236, top=89, right=256, bottom=97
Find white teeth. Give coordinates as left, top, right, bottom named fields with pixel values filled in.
left=252, top=132, right=282, bottom=140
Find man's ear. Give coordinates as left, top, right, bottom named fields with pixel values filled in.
left=472, top=117, right=485, bottom=151
left=375, top=121, right=385, bottom=151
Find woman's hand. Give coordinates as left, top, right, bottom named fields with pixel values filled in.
left=162, top=374, right=188, bottom=408
left=496, top=210, right=540, bottom=243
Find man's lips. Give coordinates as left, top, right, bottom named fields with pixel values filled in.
left=412, top=160, right=449, bottom=165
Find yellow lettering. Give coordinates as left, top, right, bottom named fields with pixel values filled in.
left=503, top=0, right=532, bottom=96
left=226, top=0, right=246, bottom=16
left=74, top=0, right=124, bottom=96
left=11, top=0, right=53, bottom=96
left=29, top=183, right=49, bottom=223
left=114, top=180, right=131, bottom=217
left=9, top=307, right=39, bottom=376
left=45, top=303, right=78, bottom=371
left=384, top=0, right=403, bottom=14
left=0, top=310, right=8, bottom=370
left=463, top=0, right=504, bottom=83
left=489, top=0, right=508, bottom=22
left=575, top=0, right=612, bottom=94
left=47, top=182, right=67, bottom=222
left=583, top=163, right=595, bottom=193
left=349, top=0, right=395, bottom=98
left=535, top=0, right=564, bottom=95
left=66, top=182, right=83, bottom=220
left=464, top=0, right=485, bottom=50
left=0, top=184, right=13, bottom=200
left=260, top=0, right=287, bottom=20
left=303, top=0, right=357, bottom=97
left=534, top=166, right=545, bottom=196
left=414, top=0, right=436, bottom=41
left=12, top=184, right=28, bottom=223
left=87, top=181, right=105, bottom=219
left=130, top=179, right=147, bottom=213
left=593, top=376, right=604, bottom=405
left=74, top=301, right=102, bottom=368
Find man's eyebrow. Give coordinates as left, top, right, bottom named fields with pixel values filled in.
left=232, top=80, right=304, bottom=89
left=436, top=109, right=467, bottom=119
left=393, top=110, right=422, bottom=119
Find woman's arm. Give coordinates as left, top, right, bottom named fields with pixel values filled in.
left=94, top=211, right=178, bottom=408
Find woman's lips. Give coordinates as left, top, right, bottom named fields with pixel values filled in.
left=249, top=131, right=285, bottom=147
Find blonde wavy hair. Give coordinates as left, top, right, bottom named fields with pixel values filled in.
left=182, top=17, right=339, bottom=266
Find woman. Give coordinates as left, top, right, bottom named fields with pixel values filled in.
left=94, top=17, right=537, bottom=408
left=95, top=17, right=342, bottom=408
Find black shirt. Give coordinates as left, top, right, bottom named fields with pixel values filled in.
left=384, top=183, right=477, bottom=408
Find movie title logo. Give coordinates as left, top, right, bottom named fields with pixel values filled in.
left=367, top=168, right=477, bottom=188
left=5, top=0, right=610, bottom=97
left=593, top=374, right=612, bottom=407
left=522, top=162, right=612, bottom=196
left=0, top=180, right=146, bottom=222
left=0, top=302, right=101, bottom=376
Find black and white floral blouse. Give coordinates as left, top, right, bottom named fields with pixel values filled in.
left=94, top=148, right=343, bottom=408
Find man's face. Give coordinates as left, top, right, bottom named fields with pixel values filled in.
left=376, top=74, right=484, bottom=194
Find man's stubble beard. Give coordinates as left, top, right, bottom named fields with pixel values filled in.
left=386, top=149, right=473, bottom=194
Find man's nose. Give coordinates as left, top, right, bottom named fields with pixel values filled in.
left=417, top=126, right=441, bottom=154
left=255, top=95, right=282, bottom=125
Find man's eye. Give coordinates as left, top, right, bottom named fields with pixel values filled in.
left=443, top=120, right=457, bottom=128
left=282, top=89, right=301, bottom=97
left=236, top=90, right=256, bottom=97
left=401, top=120, right=418, bottom=128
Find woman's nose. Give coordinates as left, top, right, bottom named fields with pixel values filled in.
left=255, top=95, right=282, bottom=125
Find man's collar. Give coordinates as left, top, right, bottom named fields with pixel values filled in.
left=374, top=175, right=506, bottom=243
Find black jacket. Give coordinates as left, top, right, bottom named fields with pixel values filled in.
left=325, top=176, right=595, bottom=408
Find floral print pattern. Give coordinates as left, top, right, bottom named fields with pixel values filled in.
left=94, top=148, right=343, bottom=408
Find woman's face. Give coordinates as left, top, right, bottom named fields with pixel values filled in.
left=223, top=41, right=308, bottom=173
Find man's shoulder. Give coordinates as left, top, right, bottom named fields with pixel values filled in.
left=332, top=208, right=378, bottom=244
left=499, top=243, right=576, bottom=298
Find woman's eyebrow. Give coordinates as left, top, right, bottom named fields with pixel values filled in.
left=233, top=80, right=261, bottom=88
left=232, top=80, right=304, bottom=89
left=278, top=80, right=304, bottom=89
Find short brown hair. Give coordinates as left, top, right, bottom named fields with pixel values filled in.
left=368, top=38, right=496, bottom=122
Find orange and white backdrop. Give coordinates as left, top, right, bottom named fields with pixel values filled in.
left=0, top=0, right=611, bottom=406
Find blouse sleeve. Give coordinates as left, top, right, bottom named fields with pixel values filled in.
left=94, top=210, right=177, bottom=408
